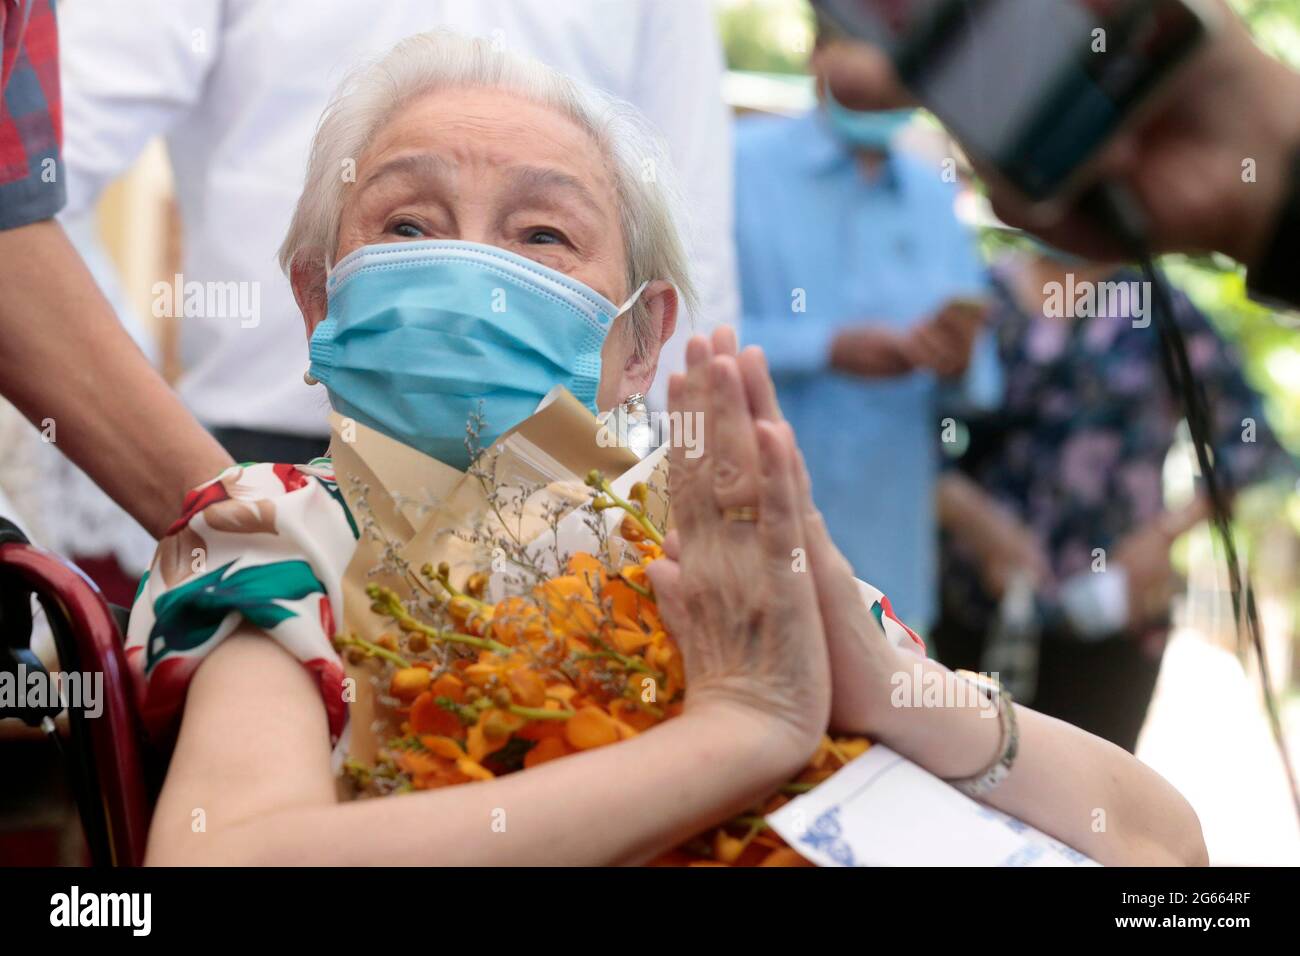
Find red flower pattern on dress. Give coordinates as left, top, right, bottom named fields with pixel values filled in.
left=881, top=594, right=925, bottom=653
left=272, top=462, right=311, bottom=494
left=164, top=476, right=232, bottom=536
left=126, top=646, right=202, bottom=744
left=303, top=657, right=347, bottom=742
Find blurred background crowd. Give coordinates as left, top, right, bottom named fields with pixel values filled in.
left=2, top=0, right=1299, bottom=865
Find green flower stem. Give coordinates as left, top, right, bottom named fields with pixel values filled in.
left=435, top=696, right=481, bottom=725
left=620, top=575, right=653, bottom=599
left=334, top=633, right=410, bottom=669
left=368, top=583, right=510, bottom=654
left=508, top=705, right=573, bottom=721
left=586, top=471, right=664, bottom=546
left=622, top=692, right=665, bottom=719
left=574, top=645, right=665, bottom=684
left=422, top=563, right=493, bottom=614
left=431, top=628, right=511, bottom=655
left=737, top=818, right=765, bottom=854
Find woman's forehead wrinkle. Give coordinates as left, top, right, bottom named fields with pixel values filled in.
left=501, top=164, right=607, bottom=217
left=359, top=152, right=458, bottom=194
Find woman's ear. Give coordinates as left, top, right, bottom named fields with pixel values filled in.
left=290, top=251, right=329, bottom=340
left=620, top=279, right=679, bottom=397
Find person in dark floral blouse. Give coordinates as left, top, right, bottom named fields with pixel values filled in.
left=934, top=244, right=1294, bottom=753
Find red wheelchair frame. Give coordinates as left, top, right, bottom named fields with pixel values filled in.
left=0, top=518, right=153, bottom=866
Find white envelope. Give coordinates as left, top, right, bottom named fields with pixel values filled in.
left=767, top=745, right=1099, bottom=867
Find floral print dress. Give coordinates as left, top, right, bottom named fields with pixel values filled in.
left=125, top=459, right=358, bottom=746
left=126, top=457, right=926, bottom=752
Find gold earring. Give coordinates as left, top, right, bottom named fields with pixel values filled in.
left=303, top=369, right=319, bottom=386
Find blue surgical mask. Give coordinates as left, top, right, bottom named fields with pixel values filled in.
left=308, top=240, right=646, bottom=469
left=824, top=90, right=913, bottom=152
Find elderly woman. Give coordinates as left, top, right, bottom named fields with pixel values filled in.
left=127, top=33, right=1206, bottom=867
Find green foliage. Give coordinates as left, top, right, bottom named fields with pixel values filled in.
left=1233, top=0, right=1300, bottom=65
left=717, top=0, right=814, bottom=74
left=1160, top=255, right=1300, bottom=456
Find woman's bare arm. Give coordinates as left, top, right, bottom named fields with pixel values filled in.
left=857, top=647, right=1209, bottom=867
left=146, top=631, right=807, bottom=866
left=147, top=383, right=836, bottom=866
left=812, top=468, right=1207, bottom=866
left=707, top=332, right=1208, bottom=867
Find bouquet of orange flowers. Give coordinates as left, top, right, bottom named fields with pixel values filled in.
left=336, top=458, right=870, bottom=866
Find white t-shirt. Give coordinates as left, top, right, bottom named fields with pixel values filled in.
left=60, top=0, right=739, bottom=435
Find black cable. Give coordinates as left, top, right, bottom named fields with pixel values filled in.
left=1091, top=182, right=1300, bottom=822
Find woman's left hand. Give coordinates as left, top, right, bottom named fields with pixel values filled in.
left=655, top=335, right=1210, bottom=869
left=661, top=329, right=906, bottom=737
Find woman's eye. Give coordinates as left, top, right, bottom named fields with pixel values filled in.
left=390, top=221, right=424, bottom=239
left=526, top=228, right=565, bottom=246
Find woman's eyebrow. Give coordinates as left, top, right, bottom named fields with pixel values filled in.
left=501, top=164, right=605, bottom=219
left=359, top=153, right=457, bottom=193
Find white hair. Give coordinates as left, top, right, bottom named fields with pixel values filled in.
left=278, top=30, right=697, bottom=361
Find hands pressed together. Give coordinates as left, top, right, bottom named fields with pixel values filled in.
left=645, top=329, right=912, bottom=775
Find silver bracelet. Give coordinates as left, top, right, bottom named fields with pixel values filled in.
left=944, top=670, right=1019, bottom=798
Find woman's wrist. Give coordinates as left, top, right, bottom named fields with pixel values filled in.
left=828, top=634, right=911, bottom=738
left=682, top=696, right=821, bottom=786
left=868, top=655, right=1005, bottom=781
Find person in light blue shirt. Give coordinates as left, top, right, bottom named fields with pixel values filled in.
left=733, top=23, right=997, bottom=631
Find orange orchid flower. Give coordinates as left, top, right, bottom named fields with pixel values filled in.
left=357, top=546, right=872, bottom=867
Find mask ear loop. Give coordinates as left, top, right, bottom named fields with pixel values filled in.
left=305, top=251, right=337, bottom=386
left=613, top=279, right=652, bottom=318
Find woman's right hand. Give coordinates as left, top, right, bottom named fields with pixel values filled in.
left=645, top=336, right=832, bottom=775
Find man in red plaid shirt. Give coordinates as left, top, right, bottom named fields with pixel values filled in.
left=0, top=0, right=62, bottom=227
left=0, top=0, right=230, bottom=537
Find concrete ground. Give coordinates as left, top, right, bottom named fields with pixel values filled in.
left=1136, top=627, right=1300, bottom=865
